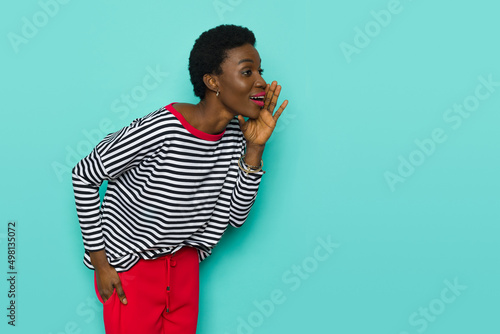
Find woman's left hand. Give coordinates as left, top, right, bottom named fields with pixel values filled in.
left=238, top=81, right=288, bottom=146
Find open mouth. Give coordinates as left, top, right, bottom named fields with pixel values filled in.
left=250, top=92, right=265, bottom=107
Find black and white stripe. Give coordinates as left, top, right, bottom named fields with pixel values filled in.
left=72, top=105, right=263, bottom=272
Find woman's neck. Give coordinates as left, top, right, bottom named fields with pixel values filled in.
left=176, top=97, right=235, bottom=135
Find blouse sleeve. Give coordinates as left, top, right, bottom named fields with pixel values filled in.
left=228, top=142, right=265, bottom=228
left=72, top=109, right=170, bottom=251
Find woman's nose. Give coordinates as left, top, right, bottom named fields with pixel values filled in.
left=255, top=75, right=266, bottom=88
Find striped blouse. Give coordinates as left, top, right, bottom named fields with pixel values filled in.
left=72, top=103, right=264, bottom=272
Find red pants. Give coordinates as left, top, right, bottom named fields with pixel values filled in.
left=94, top=247, right=199, bottom=334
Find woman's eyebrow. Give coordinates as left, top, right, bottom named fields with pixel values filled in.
left=238, top=58, right=254, bottom=64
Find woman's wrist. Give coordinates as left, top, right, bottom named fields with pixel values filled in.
left=89, top=249, right=111, bottom=270
left=244, top=143, right=265, bottom=166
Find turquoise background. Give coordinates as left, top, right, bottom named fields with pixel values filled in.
left=1, top=0, right=499, bottom=333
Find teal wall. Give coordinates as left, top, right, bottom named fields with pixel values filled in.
left=1, top=0, right=499, bottom=333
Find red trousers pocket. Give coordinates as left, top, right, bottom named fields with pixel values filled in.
left=93, top=247, right=199, bottom=334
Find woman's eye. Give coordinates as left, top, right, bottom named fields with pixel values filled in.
left=242, top=69, right=264, bottom=76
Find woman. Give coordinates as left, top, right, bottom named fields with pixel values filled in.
left=72, top=24, right=288, bottom=333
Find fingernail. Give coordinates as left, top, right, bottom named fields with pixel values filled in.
left=122, top=298, right=128, bottom=304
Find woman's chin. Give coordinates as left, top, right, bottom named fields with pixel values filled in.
left=246, top=112, right=260, bottom=120
left=236, top=108, right=260, bottom=120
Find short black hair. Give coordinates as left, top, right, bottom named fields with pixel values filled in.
left=189, top=25, right=256, bottom=99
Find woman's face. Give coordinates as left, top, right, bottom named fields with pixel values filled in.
left=214, top=43, right=267, bottom=119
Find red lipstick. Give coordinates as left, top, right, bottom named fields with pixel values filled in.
left=250, top=91, right=265, bottom=107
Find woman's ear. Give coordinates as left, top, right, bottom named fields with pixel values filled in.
left=203, top=74, right=219, bottom=94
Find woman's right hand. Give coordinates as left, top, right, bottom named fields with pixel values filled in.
left=90, top=250, right=128, bottom=305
